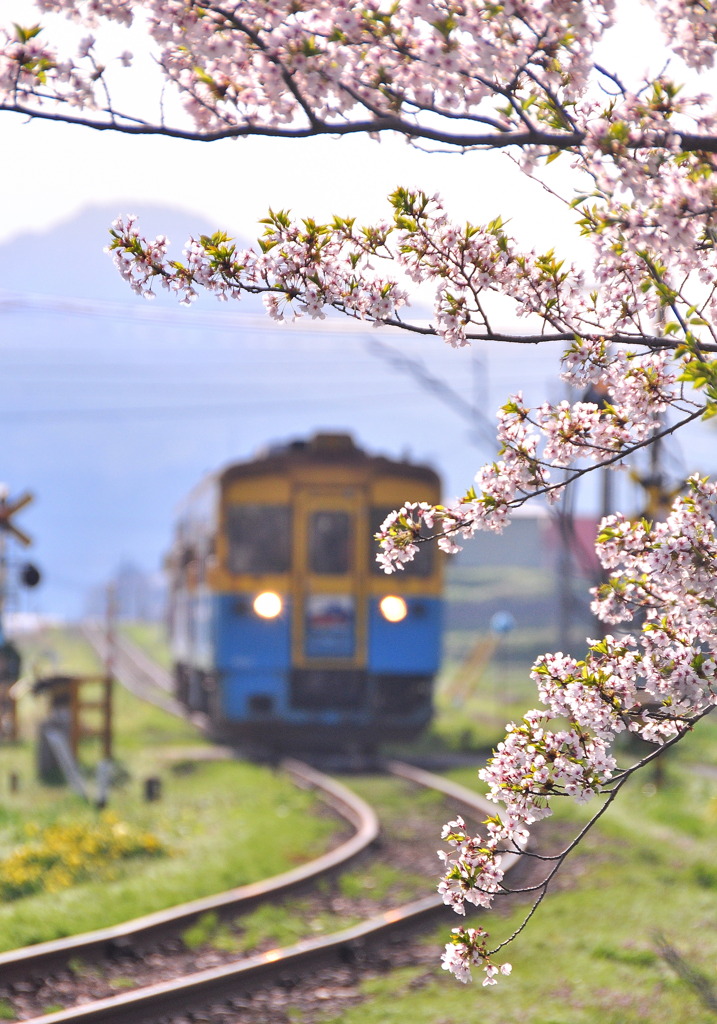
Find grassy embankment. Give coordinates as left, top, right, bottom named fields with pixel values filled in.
left=0, top=625, right=337, bottom=952
left=8, top=601, right=717, bottom=1023
left=124, top=608, right=717, bottom=1024
left=339, top=560, right=717, bottom=1024
left=334, top=739, right=717, bottom=1024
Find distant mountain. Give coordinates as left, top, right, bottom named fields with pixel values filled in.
left=0, top=203, right=235, bottom=302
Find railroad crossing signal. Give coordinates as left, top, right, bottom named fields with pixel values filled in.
left=0, top=488, right=35, bottom=742
left=0, top=491, right=33, bottom=547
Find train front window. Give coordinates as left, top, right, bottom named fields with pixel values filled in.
left=309, top=511, right=352, bottom=574
left=227, top=504, right=291, bottom=573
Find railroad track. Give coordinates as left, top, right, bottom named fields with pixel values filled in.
left=0, top=761, right=516, bottom=1024
left=80, top=622, right=198, bottom=724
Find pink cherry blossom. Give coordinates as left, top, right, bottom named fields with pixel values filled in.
left=3, top=0, right=717, bottom=987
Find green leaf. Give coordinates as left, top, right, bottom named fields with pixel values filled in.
left=13, top=23, right=42, bottom=43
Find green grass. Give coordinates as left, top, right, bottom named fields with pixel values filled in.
left=182, top=910, right=241, bottom=952
left=235, top=899, right=362, bottom=953
left=181, top=898, right=365, bottom=957
left=119, top=621, right=173, bottom=671
left=316, top=733, right=717, bottom=1024
left=0, top=627, right=339, bottom=951
left=177, top=775, right=442, bottom=957
left=18, top=625, right=104, bottom=679
left=10, top=622, right=717, bottom=1023
left=185, top=858, right=428, bottom=957
left=108, top=976, right=138, bottom=991
left=338, top=861, right=424, bottom=903
left=444, top=564, right=555, bottom=603
left=0, top=752, right=338, bottom=951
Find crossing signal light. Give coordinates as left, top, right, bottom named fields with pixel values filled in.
left=20, top=563, right=41, bottom=588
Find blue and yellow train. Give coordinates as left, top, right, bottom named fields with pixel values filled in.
left=166, top=433, right=443, bottom=753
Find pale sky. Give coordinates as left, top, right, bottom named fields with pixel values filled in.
left=1, top=0, right=673, bottom=254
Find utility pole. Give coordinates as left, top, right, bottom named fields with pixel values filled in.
left=0, top=488, right=35, bottom=741
left=0, top=488, right=34, bottom=642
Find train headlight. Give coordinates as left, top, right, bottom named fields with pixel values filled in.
left=379, top=595, right=408, bottom=623
left=253, top=591, right=283, bottom=619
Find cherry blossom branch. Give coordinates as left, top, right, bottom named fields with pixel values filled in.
left=377, top=404, right=705, bottom=576
left=8, top=93, right=717, bottom=157
left=488, top=700, right=714, bottom=953
left=438, top=470, right=717, bottom=980
left=6, top=0, right=717, bottom=991
left=373, top=320, right=717, bottom=351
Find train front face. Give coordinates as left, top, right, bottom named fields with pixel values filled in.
left=209, top=445, right=442, bottom=752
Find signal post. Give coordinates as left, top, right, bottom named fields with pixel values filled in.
left=0, top=489, right=36, bottom=741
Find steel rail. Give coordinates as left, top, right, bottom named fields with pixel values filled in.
left=9, top=762, right=516, bottom=1024
left=102, top=632, right=174, bottom=693
left=80, top=623, right=186, bottom=718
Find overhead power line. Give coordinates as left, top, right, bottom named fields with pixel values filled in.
left=365, top=338, right=497, bottom=451
left=0, top=388, right=436, bottom=423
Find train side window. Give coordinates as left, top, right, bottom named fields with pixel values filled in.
left=309, top=511, right=352, bottom=574
left=370, top=507, right=433, bottom=576
left=227, top=504, right=291, bottom=573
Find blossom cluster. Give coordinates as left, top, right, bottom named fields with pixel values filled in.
left=572, top=85, right=717, bottom=345
left=653, top=0, right=717, bottom=70
left=2, top=0, right=716, bottom=155
left=1, top=0, right=615, bottom=135
left=441, top=924, right=512, bottom=986
left=107, top=210, right=409, bottom=323
left=375, top=334, right=684, bottom=574
left=436, top=475, right=717, bottom=980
